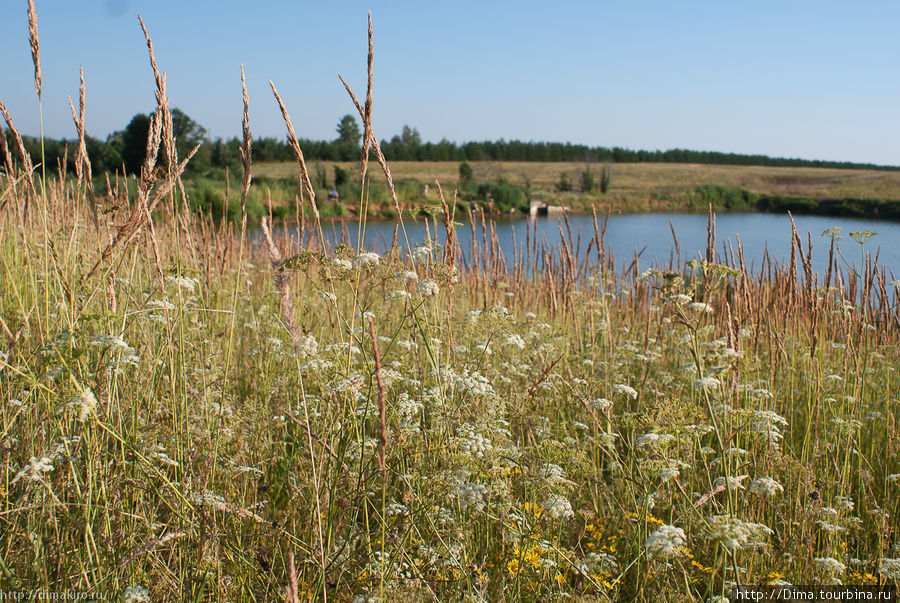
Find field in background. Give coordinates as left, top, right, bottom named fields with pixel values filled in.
left=250, top=160, right=900, bottom=216
left=254, top=161, right=900, bottom=204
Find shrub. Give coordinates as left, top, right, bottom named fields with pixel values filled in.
left=581, top=168, right=595, bottom=193
left=459, top=161, right=474, bottom=185
left=478, top=182, right=527, bottom=213
left=693, top=185, right=757, bottom=210
left=600, top=166, right=611, bottom=194
left=333, top=165, right=349, bottom=187
left=757, top=195, right=818, bottom=214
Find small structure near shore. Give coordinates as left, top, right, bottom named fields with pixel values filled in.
left=529, top=200, right=568, bottom=217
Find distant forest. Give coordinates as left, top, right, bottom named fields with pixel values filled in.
left=4, top=111, right=897, bottom=177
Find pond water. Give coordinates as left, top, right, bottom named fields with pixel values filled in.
left=276, top=212, right=900, bottom=279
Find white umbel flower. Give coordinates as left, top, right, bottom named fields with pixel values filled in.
left=657, top=468, right=680, bottom=484
left=122, top=585, right=150, bottom=603
left=707, top=515, right=772, bottom=551
left=645, top=524, right=686, bottom=558
left=450, top=482, right=488, bottom=511
left=12, top=456, right=54, bottom=484
left=689, top=301, right=714, bottom=313
left=352, top=252, right=380, bottom=270
left=815, top=557, right=846, bottom=575
left=331, top=258, right=352, bottom=272
left=878, top=558, right=900, bottom=581
left=748, top=477, right=784, bottom=497
left=416, top=279, right=440, bottom=297
left=613, top=383, right=638, bottom=399
left=666, top=294, right=693, bottom=305
left=544, top=494, right=575, bottom=520
left=76, top=388, right=98, bottom=422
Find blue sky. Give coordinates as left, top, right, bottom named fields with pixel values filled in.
left=1, top=1, right=899, bottom=165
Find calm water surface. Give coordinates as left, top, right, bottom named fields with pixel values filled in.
left=281, top=212, right=900, bottom=279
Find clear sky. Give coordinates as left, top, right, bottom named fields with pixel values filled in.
left=1, top=1, right=899, bottom=165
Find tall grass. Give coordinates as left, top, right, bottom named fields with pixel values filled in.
left=1, top=7, right=900, bottom=603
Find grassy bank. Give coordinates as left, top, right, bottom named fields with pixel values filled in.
left=242, top=160, right=900, bottom=219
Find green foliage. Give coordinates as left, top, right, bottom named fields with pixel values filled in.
left=581, top=168, right=595, bottom=193
left=458, top=160, right=474, bottom=185
left=118, top=113, right=152, bottom=174
left=333, top=165, right=349, bottom=187
left=314, top=163, right=329, bottom=190
left=556, top=171, right=572, bottom=192
left=600, top=165, right=611, bottom=194
left=335, top=115, right=361, bottom=146
left=757, top=194, right=819, bottom=214
left=692, top=185, right=758, bottom=210
left=209, top=138, right=241, bottom=173
left=111, top=108, right=210, bottom=175
left=334, top=115, right=362, bottom=161
left=478, top=181, right=527, bottom=213
left=318, top=200, right=347, bottom=217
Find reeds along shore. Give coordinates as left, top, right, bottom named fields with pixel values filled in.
left=1, top=6, right=900, bottom=602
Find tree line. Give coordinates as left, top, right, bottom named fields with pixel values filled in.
left=4, top=112, right=897, bottom=177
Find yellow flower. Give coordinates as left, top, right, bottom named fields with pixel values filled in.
left=507, top=558, right=521, bottom=575
left=522, top=502, right=543, bottom=518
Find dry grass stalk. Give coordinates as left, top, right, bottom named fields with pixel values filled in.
left=123, top=531, right=187, bottom=567
left=239, top=65, right=252, bottom=237
left=367, top=317, right=387, bottom=479
left=436, top=181, right=458, bottom=358
left=67, top=68, right=97, bottom=227
left=436, top=181, right=456, bottom=269
left=141, top=112, right=163, bottom=186
left=141, top=188, right=166, bottom=285
left=268, top=82, right=318, bottom=219
left=287, top=551, right=299, bottom=603
left=260, top=216, right=302, bottom=346
left=337, top=73, right=409, bottom=251
left=705, top=203, right=716, bottom=263
left=85, top=143, right=199, bottom=280
left=787, top=212, right=799, bottom=311
left=0, top=121, right=12, bottom=176
left=0, top=99, right=36, bottom=198
left=27, top=0, right=41, bottom=99
left=361, top=13, right=374, bottom=178
left=138, top=15, right=178, bottom=175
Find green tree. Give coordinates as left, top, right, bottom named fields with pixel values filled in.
left=600, top=166, right=611, bottom=194
left=400, top=125, right=421, bottom=148
left=458, top=161, right=474, bottom=185
left=335, top=115, right=361, bottom=161
left=117, top=113, right=152, bottom=175
left=581, top=168, right=595, bottom=193
left=336, top=115, right=361, bottom=146
left=113, top=108, right=209, bottom=175
left=170, top=108, right=210, bottom=172
left=333, top=165, right=349, bottom=187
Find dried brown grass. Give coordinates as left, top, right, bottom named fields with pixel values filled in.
left=27, top=0, right=41, bottom=99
